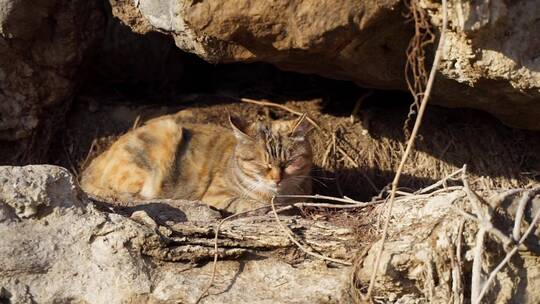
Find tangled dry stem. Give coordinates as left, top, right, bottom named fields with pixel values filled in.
left=464, top=183, right=540, bottom=304
left=270, top=197, right=353, bottom=265
left=192, top=164, right=539, bottom=304
left=193, top=206, right=274, bottom=304
left=403, top=0, right=436, bottom=138
left=195, top=184, right=462, bottom=303
left=474, top=202, right=540, bottom=303
left=194, top=194, right=377, bottom=303
left=360, top=0, right=448, bottom=301
left=240, top=97, right=321, bottom=130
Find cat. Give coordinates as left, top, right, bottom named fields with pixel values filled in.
left=80, top=112, right=313, bottom=213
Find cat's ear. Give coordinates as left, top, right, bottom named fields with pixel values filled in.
left=289, top=114, right=313, bottom=141
left=229, top=115, right=254, bottom=143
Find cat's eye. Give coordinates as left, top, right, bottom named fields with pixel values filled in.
left=287, top=157, right=302, bottom=166
left=239, top=153, right=257, bottom=161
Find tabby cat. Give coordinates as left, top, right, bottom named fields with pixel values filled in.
left=80, top=112, right=313, bottom=213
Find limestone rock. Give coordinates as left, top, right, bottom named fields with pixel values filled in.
left=353, top=188, right=540, bottom=303
left=1, top=165, right=539, bottom=303
left=111, top=0, right=409, bottom=88
left=0, top=165, right=80, bottom=221
left=0, top=165, right=353, bottom=303
left=0, top=0, right=104, bottom=160
left=429, top=0, right=540, bottom=130
left=110, top=0, right=540, bottom=129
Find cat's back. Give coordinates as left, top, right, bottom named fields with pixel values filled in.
left=80, top=115, right=235, bottom=201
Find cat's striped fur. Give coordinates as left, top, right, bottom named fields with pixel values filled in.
left=80, top=112, right=313, bottom=213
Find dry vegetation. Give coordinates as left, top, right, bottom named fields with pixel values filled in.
left=55, top=95, right=539, bottom=202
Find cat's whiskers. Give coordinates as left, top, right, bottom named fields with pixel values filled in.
left=238, top=176, right=261, bottom=198
left=235, top=168, right=277, bottom=200
left=240, top=181, right=259, bottom=199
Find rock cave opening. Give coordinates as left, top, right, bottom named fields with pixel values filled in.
left=48, top=14, right=540, bottom=203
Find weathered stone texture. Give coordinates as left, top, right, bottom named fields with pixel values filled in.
left=111, top=0, right=540, bottom=129
left=1, top=165, right=539, bottom=303
left=0, top=0, right=103, bottom=141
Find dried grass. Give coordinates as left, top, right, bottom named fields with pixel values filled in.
left=57, top=94, right=538, bottom=204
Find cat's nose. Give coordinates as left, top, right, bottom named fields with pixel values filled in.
left=269, top=167, right=283, bottom=186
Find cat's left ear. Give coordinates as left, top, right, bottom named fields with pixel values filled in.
left=229, top=115, right=254, bottom=143
left=289, top=114, right=313, bottom=141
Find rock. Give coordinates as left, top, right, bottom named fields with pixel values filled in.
left=1, top=165, right=539, bottom=303
left=352, top=187, right=540, bottom=303
left=0, top=165, right=80, bottom=220
left=110, top=0, right=540, bottom=130
left=0, top=165, right=354, bottom=303
left=428, top=0, right=540, bottom=130
left=111, top=0, right=409, bottom=89
left=0, top=0, right=104, bottom=162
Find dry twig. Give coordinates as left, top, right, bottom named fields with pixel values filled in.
left=453, top=219, right=466, bottom=304
left=470, top=226, right=487, bottom=303
left=270, top=197, right=352, bottom=266
left=292, top=201, right=378, bottom=209
left=80, top=139, right=97, bottom=171
left=240, top=97, right=321, bottom=130
left=456, top=166, right=540, bottom=304
left=512, top=189, right=536, bottom=241
left=416, top=167, right=464, bottom=194
left=362, top=0, right=448, bottom=300
left=278, top=194, right=371, bottom=205
left=471, top=188, right=540, bottom=304
left=132, top=115, right=141, bottom=130
left=194, top=205, right=280, bottom=304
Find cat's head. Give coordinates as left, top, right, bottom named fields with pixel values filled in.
left=229, top=115, right=313, bottom=195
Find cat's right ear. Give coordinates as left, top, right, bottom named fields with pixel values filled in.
left=229, top=115, right=254, bottom=143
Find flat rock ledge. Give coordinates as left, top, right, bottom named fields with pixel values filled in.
left=0, top=165, right=539, bottom=303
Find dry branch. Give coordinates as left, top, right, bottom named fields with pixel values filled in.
left=270, top=197, right=352, bottom=265
left=363, top=0, right=448, bottom=300
left=240, top=97, right=321, bottom=130
left=193, top=207, right=265, bottom=304
left=164, top=215, right=356, bottom=257
left=170, top=204, right=358, bottom=303
left=472, top=187, right=540, bottom=304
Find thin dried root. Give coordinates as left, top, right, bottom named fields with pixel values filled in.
left=240, top=97, right=321, bottom=130
left=362, top=0, right=448, bottom=300
left=469, top=188, right=540, bottom=304
left=194, top=205, right=277, bottom=304
left=270, top=197, right=352, bottom=266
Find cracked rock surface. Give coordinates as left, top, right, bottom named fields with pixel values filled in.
left=0, top=0, right=104, bottom=163
left=111, top=0, right=540, bottom=130
left=1, top=165, right=539, bottom=303
left=0, top=165, right=353, bottom=303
